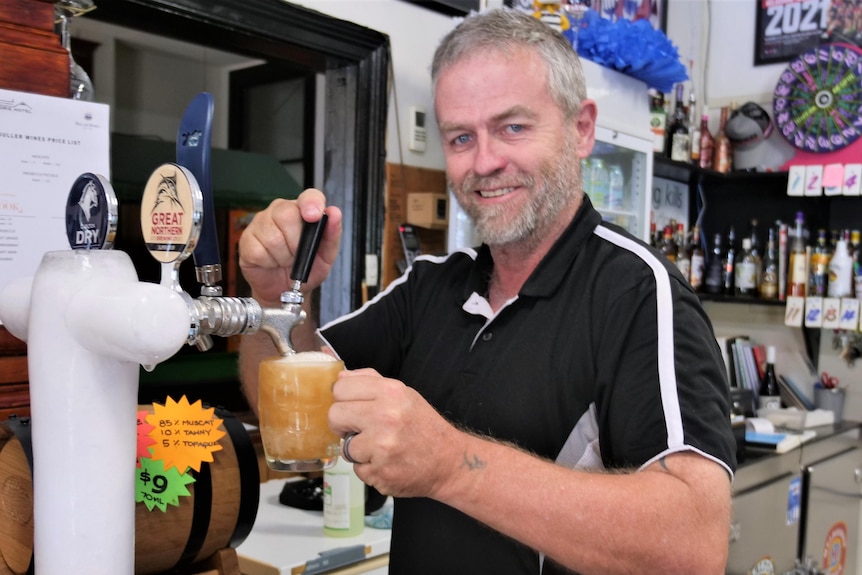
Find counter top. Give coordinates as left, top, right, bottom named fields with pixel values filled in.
left=733, top=420, right=861, bottom=493
left=236, top=479, right=391, bottom=575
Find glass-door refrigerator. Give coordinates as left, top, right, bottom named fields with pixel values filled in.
left=448, top=58, right=654, bottom=250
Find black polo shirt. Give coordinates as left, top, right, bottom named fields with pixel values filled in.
left=319, top=197, right=736, bottom=575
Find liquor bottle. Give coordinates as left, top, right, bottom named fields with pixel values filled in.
left=713, top=106, right=732, bottom=173
left=778, top=222, right=788, bottom=301
left=828, top=237, right=853, bottom=297
left=690, top=225, right=705, bottom=292
left=697, top=111, right=714, bottom=170
left=689, top=88, right=700, bottom=164
left=758, top=346, right=781, bottom=410
left=660, top=225, right=678, bottom=262
left=760, top=227, right=779, bottom=300
left=850, top=229, right=860, bottom=260
left=665, top=84, right=690, bottom=162
left=808, top=229, right=831, bottom=296
left=723, top=226, right=737, bottom=294
left=852, top=229, right=862, bottom=297
left=704, top=232, right=725, bottom=295
left=735, top=237, right=758, bottom=297
left=675, top=223, right=691, bottom=281
left=788, top=212, right=808, bottom=297
left=324, top=456, right=365, bottom=537
left=649, top=92, right=668, bottom=154
left=748, top=218, right=763, bottom=288
left=649, top=221, right=658, bottom=248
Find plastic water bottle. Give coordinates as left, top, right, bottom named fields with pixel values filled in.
left=581, top=159, right=592, bottom=196
left=590, top=158, right=609, bottom=208
left=608, top=165, right=625, bottom=210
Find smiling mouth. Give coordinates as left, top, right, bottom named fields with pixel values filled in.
left=477, top=187, right=516, bottom=198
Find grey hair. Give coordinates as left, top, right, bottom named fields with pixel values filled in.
left=431, top=7, right=586, bottom=119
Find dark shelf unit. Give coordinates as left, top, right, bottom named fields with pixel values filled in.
left=653, top=155, right=862, bottom=370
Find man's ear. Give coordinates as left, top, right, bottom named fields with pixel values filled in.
left=573, top=99, right=597, bottom=159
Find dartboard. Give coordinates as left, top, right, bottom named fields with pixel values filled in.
left=773, top=43, right=862, bottom=153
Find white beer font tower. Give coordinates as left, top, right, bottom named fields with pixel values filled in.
left=0, top=92, right=330, bottom=574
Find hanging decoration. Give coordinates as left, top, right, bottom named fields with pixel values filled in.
left=573, top=9, right=687, bottom=93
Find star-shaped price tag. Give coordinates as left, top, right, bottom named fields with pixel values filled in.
left=146, top=395, right=226, bottom=473
left=135, top=455, right=195, bottom=512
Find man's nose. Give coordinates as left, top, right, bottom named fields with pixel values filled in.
left=472, top=136, right=506, bottom=177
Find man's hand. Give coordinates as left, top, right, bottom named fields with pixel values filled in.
left=329, top=368, right=465, bottom=499
left=238, top=189, right=342, bottom=305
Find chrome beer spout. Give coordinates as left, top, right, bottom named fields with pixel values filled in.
left=162, top=91, right=328, bottom=356
left=261, top=214, right=328, bottom=355
left=190, top=215, right=329, bottom=356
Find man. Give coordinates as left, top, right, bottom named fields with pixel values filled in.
left=239, top=8, right=736, bottom=574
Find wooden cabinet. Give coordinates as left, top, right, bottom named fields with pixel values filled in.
left=0, top=0, right=71, bottom=417
left=0, top=0, right=69, bottom=98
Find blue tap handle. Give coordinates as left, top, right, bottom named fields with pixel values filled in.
left=176, top=92, right=219, bottom=269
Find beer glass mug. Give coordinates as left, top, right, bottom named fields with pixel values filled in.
left=258, top=351, right=343, bottom=471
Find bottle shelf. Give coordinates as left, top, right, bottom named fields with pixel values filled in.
left=698, top=294, right=788, bottom=307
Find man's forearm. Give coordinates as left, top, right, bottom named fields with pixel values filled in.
left=432, top=435, right=731, bottom=575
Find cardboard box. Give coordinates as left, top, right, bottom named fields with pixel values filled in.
left=407, top=193, right=448, bottom=229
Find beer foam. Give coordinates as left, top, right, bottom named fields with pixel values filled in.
left=274, top=351, right=339, bottom=364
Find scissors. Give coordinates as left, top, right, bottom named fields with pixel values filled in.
left=820, top=372, right=839, bottom=389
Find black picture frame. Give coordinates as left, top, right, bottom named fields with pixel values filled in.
left=754, top=0, right=861, bottom=66
left=401, top=0, right=482, bottom=16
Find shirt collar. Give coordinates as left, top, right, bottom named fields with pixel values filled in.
left=462, top=195, right=601, bottom=301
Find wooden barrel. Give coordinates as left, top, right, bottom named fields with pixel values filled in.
left=0, top=406, right=259, bottom=575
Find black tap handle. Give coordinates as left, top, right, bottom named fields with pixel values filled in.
left=290, top=214, right=328, bottom=284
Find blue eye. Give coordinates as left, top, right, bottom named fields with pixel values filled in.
left=507, top=124, right=523, bottom=133
left=454, top=134, right=471, bottom=145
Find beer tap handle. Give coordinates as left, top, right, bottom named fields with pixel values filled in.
left=176, top=92, right=221, bottom=295
left=287, top=214, right=329, bottom=296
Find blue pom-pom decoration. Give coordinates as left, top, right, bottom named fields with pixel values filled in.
left=571, top=9, right=688, bottom=94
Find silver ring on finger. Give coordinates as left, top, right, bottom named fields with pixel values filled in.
left=342, top=431, right=361, bottom=464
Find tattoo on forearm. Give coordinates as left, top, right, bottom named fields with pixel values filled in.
left=461, top=453, right=486, bottom=470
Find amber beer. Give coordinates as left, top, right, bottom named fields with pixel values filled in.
left=259, top=352, right=344, bottom=471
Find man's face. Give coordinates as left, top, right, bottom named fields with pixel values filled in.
left=435, top=47, right=595, bottom=248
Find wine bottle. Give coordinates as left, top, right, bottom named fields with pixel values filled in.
left=760, top=227, right=779, bottom=300
left=665, top=84, right=690, bottom=162
left=660, top=225, right=678, bottom=262
left=735, top=237, right=758, bottom=297
left=713, top=106, right=732, bottom=173
left=649, top=92, right=668, bottom=154
left=697, top=111, right=714, bottom=170
left=758, top=346, right=781, bottom=410
left=704, top=232, right=725, bottom=295
left=788, top=212, right=808, bottom=297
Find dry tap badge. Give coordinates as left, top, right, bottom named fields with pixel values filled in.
left=64, top=172, right=118, bottom=250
